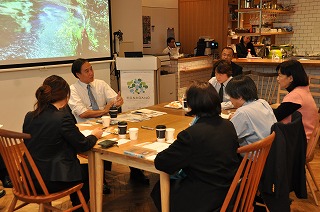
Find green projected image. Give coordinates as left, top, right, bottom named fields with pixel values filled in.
left=0, top=0, right=111, bottom=66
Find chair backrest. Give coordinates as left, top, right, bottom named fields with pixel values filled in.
left=0, top=128, right=50, bottom=197
left=220, top=132, right=276, bottom=212
left=308, top=75, right=320, bottom=98
left=246, top=71, right=278, bottom=104
left=306, top=113, right=320, bottom=163
left=275, top=83, right=288, bottom=104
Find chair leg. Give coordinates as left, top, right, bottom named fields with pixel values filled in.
left=306, top=174, right=319, bottom=206
left=8, top=196, right=18, bottom=212
left=77, top=190, right=89, bottom=212
left=39, top=203, right=45, bottom=212
left=306, top=163, right=320, bottom=191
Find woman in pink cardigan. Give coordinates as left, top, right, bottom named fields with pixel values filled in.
left=273, top=60, right=318, bottom=140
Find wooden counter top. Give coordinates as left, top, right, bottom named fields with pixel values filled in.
left=170, top=55, right=212, bottom=62
left=232, top=58, right=320, bottom=66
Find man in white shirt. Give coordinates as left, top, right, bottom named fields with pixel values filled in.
left=162, top=37, right=176, bottom=55
left=208, top=60, right=234, bottom=109
left=69, top=58, right=150, bottom=189
left=69, top=59, right=123, bottom=123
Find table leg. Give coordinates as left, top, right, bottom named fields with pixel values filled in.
left=95, top=153, right=104, bottom=212
left=159, top=172, right=170, bottom=212
left=87, top=151, right=96, bottom=211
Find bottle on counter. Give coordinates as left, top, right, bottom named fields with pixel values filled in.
left=247, top=49, right=253, bottom=58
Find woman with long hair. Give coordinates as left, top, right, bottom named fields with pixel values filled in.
left=23, top=75, right=103, bottom=211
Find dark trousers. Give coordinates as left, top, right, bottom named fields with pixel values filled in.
left=34, top=164, right=89, bottom=211
left=0, top=155, right=9, bottom=182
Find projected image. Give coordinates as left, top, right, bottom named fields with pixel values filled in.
left=0, top=0, right=111, bottom=66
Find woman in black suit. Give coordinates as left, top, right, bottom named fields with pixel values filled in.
left=151, top=81, right=240, bottom=211
left=23, top=75, right=103, bottom=210
left=236, top=36, right=256, bottom=58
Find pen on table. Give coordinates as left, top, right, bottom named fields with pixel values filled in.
left=141, top=126, right=154, bottom=130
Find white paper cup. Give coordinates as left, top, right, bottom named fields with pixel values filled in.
left=165, top=128, right=175, bottom=141
left=101, top=116, right=111, bottom=128
left=129, top=128, right=139, bottom=140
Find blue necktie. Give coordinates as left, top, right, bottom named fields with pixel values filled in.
left=87, top=84, right=99, bottom=110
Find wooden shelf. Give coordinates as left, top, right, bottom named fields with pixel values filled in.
left=236, top=31, right=294, bottom=36
left=236, top=9, right=294, bottom=14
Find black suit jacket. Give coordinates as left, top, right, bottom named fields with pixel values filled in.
left=260, top=111, right=307, bottom=211
left=23, top=104, right=97, bottom=182
left=231, top=61, right=243, bottom=76
left=153, top=116, right=240, bottom=211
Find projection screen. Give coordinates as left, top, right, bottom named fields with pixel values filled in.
left=0, top=0, right=112, bottom=69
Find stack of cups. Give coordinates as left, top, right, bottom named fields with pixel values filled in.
left=118, top=121, right=127, bottom=138
left=182, top=98, right=189, bottom=111
left=109, top=106, right=118, bottom=118
left=156, top=125, right=166, bottom=142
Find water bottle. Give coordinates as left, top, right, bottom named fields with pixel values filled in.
left=247, top=49, right=253, bottom=58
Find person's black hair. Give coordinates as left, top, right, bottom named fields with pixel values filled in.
left=34, top=75, right=70, bottom=116
left=276, top=60, right=309, bottom=92
left=166, top=37, right=175, bottom=45
left=71, top=58, right=88, bottom=78
left=240, top=36, right=251, bottom=44
left=213, top=59, right=233, bottom=77
left=221, top=46, right=234, bottom=55
left=185, top=81, right=221, bottom=117
left=225, top=75, right=258, bottom=101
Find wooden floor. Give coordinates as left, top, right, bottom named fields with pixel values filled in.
left=0, top=147, right=320, bottom=212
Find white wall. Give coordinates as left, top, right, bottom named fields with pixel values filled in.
left=0, top=62, right=111, bottom=131
left=276, top=0, right=320, bottom=55
left=111, top=0, right=143, bottom=53
left=142, top=0, right=179, bottom=54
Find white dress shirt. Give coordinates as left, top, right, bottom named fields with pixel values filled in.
left=208, top=76, right=234, bottom=109
left=69, top=79, right=117, bottom=123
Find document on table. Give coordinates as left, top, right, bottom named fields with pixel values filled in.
left=80, top=130, right=110, bottom=137
left=138, top=142, right=170, bottom=153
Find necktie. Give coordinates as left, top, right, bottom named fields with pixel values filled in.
left=219, top=83, right=224, bottom=103
left=87, top=84, right=99, bottom=110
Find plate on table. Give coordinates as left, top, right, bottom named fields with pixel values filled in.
left=164, top=101, right=182, bottom=109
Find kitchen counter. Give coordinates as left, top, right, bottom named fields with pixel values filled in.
left=232, top=58, right=320, bottom=67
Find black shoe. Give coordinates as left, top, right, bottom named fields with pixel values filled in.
left=103, top=184, right=111, bottom=194
left=130, top=170, right=150, bottom=185
left=0, top=189, right=5, bottom=198
left=2, top=175, right=13, bottom=188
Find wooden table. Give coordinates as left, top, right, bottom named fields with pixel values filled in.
left=80, top=105, right=193, bottom=212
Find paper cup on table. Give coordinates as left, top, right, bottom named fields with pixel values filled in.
left=156, top=125, right=166, bottom=142
left=101, top=116, right=111, bottom=128
left=165, top=128, right=175, bottom=141
left=118, top=121, right=127, bottom=138
left=129, top=128, right=139, bottom=140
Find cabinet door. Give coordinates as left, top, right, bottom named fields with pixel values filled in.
left=159, top=74, right=176, bottom=103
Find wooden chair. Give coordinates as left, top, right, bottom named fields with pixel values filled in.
left=308, top=74, right=320, bottom=99
left=246, top=71, right=279, bottom=104
left=305, top=115, right=320, bottom=205
left=0, top=128, right=89, bottom=212
left=270, top=84, right=288, bottom=109
left=220, top=132, right=276, bottom=212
